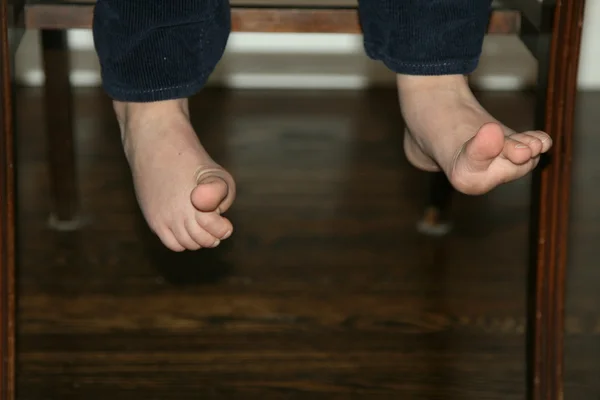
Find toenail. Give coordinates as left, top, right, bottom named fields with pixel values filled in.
left=515, top=144, right=528, bottom=149
left=222, top=230, right=232, bottom=240
left=212, top=239, right=221, bottom=248
left=537, top=131, right=550, bottom=141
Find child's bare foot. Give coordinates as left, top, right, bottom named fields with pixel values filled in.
left=115, top=99, right=235, bottom=251
left=397, top=74, right=552, bottom=195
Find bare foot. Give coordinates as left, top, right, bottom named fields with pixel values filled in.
left=397, top=74, right=552, bottom=195
left=115, top=99, right=235, bottom=251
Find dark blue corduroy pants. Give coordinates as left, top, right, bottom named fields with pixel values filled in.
left=93, top=0, right=492, bottom=102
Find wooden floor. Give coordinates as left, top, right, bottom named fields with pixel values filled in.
left=14, top=87, right=600, bottom=399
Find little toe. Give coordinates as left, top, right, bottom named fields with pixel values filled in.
left=172, top=224, right=202, bottom=251
left=159, top=228, right=186, bottom=252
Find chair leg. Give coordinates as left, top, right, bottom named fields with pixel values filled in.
left=526, top=1, right=586, bottom=399
left=41, top=30, right=81, bottom=230
left=1, top=18, right=18, bottom=397
left=417, top=172, right=453, bottom=236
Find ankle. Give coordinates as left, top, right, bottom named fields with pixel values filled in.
left=396, top=74, right=469, bottom=94
left=113, top=98, right=190, bottom=128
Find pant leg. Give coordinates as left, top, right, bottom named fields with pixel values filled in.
left=92, top=0, right=230, bottom=102
left=358, top=0, right=492, bottom=76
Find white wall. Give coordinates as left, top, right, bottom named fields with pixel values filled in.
left=15, top=0, right=600, bottom=91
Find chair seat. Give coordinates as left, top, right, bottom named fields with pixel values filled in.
left=232, top=0, right=357, bottom=6
left=502, top=0, right=556, bottom=31
left=28, top=0, right=513, bottom=7
left=24, top=0, right=522, bottom=33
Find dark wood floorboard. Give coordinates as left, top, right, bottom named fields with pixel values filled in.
left=14, top=87, right=600, bottom=399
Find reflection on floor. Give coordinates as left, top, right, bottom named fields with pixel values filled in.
left=16, top=87, right=600, bottom=399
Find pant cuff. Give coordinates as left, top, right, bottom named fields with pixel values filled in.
left=365, top=43, right=480, bottom=76
left=102, top=77, right=210, bottom=103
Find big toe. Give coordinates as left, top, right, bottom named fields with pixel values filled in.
left=191, top=178, right=229, bottom=214
left=191, top=166, right=236, bottom=214
left=460, top=122, right=505, bottom=172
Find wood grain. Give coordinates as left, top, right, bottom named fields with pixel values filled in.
left=23, top=5, right=521, bottom=34
left=0, top=0, right=17, bottom=398
left=528, top=0, right=587, bottom=399
left=13, top=87, right=600, bottom=400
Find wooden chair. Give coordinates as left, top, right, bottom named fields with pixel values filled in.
left=0, top=0, right=587, bottom=398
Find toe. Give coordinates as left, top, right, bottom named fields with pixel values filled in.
left=159, top=228, right=186, bottom=252
left=192, top=178, right=229, bottom=213
left=172, top=224, right=202, bottom=251
left=527, top=130, right=552, bottom=153
left=509, top=132, right=545, bottom=157
left=195, top=211, right=233, bottom=240
left=460, top=122, right=505, bottom=172
left=502, top=137, right=534, bottom=165
left=185, top=218, right=220, bottom=248
left=192, top=167, right=236, bottom=214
